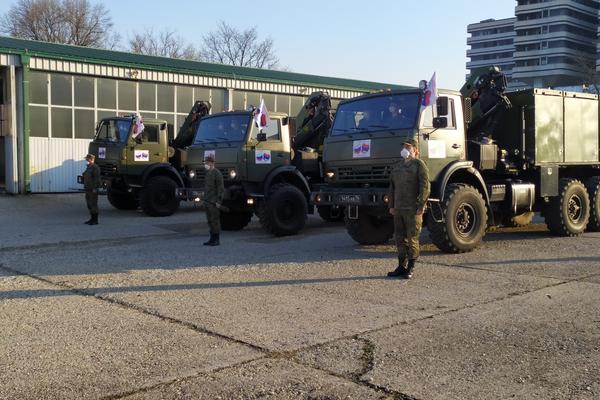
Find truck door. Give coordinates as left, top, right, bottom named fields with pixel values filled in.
left=246, top=117, right=288, bottom=183
left=126, top=123, right=166, bottom=176
left=419, top=95, right=465, bottom=181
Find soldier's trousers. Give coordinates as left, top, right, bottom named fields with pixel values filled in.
left=393, top=209, right=423, bottom=260
left=206, top=204, right=221, bottom=234
left=85, top=190, right=99, bottom=215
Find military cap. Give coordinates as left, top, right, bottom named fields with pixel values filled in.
left=401, top=138, right=417, bottom=147
left=204, top=154, right=215, bottom=162
left=84, top=154, right=95, bottom=161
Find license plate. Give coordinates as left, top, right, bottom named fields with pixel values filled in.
left=339, top=194, right=361, bottom=204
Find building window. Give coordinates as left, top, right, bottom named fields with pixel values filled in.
left=50, top=107, right=72, bottom=138
left=139, top=82, right=156, bottom=111
left=50, top=74, right=72, bottom=106
left=29, top=72, right=49, bottom=105
left=97, top=78, right=116, bottom=110
left=75, top=109, right=95, bottom=139
left=118, top=80, right=136, bottom=111
left=30, top=106, right=49, bottom=137
left=157, top=84, right=174, bottom=112
left=74, top=76, right=94, bottom=108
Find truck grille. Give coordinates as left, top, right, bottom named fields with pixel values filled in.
left=192, top=168, right=229, bottom=187
left=337, top=165, right=391, bottom=181
left=99, top=163, right=118, bottom=174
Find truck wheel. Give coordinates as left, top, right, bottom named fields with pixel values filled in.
left=259, top=183, right=307, bottom=236
left=545, top=178, right=590, bottom=236
left=428, top=184, right=487, bottom=253
left=107, top=187, right=138, bottom=210
left=585, top=176, right=600, bottom=232
left=139, top=176, right=180, bottom=217
left=317, top=205, right=345, bottom=222
left=344, top=209, right=394, bottom=245
left=220, top=211, right=253, bottom=231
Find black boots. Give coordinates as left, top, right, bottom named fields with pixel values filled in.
left=203, top=233, right=220, bottom=246
left=388, top=258, right=416, bottom=279
left=85, top=213, right=98, bottom=225
left=387, top=256, right=407, bottom=277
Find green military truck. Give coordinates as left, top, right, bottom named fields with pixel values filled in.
left=87, top=101, right=211, bottom=216
left=176, top=92, right=340, bottom=235
left=311, top=66, right=600, bottom=252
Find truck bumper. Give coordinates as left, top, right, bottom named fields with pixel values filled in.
left=311, top=187, right=390, bottom=207
left=175, top=188, right=205, bottom=201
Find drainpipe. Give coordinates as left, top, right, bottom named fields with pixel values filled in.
left=20, top=53, right=30, bottom=193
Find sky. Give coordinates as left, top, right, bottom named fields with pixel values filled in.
left=0, top=0, right=516, bottom=89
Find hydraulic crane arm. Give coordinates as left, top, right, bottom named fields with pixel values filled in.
left=171, top=100, right=212, bottom=149
left=292, top=91, right=333, bottom=152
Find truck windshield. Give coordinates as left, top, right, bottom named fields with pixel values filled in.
left=194, top=114, right=250, bottom=144
left=331, top=93, right=420, bottom=136
left=94, top=119, right=132, bottom=143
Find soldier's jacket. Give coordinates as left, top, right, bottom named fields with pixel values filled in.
left=388, top=158, right=430, bottom=211
left=83, top=163, right=101, bottom=191
left=204, top=168, right=224, bottom=204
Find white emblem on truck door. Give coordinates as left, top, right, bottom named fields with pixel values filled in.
left=428, top=140, right=446, bottom=159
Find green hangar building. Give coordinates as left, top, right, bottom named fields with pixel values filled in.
left=0, top=36, right=402, bottom=194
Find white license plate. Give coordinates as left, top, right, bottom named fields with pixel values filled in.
left=339, top=194, right=361, bottom=203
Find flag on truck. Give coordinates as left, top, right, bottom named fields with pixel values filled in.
left=254, top=99, right=269, bottom=130
left=421, top=72, right=437, bottom=109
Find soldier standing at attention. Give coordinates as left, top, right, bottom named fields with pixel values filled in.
left=83, top=154, right=101, bottom=225
left=387, top=138, right=430, bottom=279
left=203, top=154, right=224, bottom=246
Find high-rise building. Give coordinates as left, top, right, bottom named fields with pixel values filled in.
left=467, top=0, right=600, bottom=88
left=467, top=18, right=517, bottom=81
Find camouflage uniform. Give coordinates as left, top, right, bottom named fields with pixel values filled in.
left=204, top=167, right=224, bottom=235
left=83, top=160, right=101, bottom=224
left=388, top=157, right=430, bottom=260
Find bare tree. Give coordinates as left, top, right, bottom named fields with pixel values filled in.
left=572, top=53, right=600, bottom=94
left=200, top=21, right=279, bottom=69
left=128, top=29, right=200, bottom=60
left=0, top=0, right=115, bottom=47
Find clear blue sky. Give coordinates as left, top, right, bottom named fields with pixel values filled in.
left=0, top=0, right=516, bottom=89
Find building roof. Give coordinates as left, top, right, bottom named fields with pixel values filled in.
left=0, top=36, right=409, bottom=92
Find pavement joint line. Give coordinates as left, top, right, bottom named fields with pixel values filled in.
left=0, top=262, right=270, bottom=354
left=2, top=255, right=597, bottom=398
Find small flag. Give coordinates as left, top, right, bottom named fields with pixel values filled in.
left=132, top=113, right=145, bottom=139
left=421, top=72, right=437, bottom=109
left=254, top=99, right=269, bottom=130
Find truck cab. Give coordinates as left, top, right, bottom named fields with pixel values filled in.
left=313, top=89, right=466, bottom=244
left=178, top=110, right=315, bottom=236
left=88, top=116, right=183, bottom=215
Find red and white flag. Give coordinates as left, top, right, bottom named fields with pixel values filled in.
left=421, top=72, right=437, bottom=109
left=254, top=99, right=269, bottom=130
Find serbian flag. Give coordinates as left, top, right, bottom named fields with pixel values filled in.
left=421, top=72, right=437, bottom=109
left=132, top=113, right=145, bottom=139
left=254, top=99, right=269, bottom=130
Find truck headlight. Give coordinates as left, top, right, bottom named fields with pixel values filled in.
left=229, top=169, right=237, bottom=179
left=189, top=170, right=196, bottom=179
left=325, top=171, right=335, bottom=179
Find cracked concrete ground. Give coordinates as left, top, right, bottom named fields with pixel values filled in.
left=0, top=194, right=599, bottom=399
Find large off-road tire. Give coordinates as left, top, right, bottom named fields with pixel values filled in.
left=258, top=183, right=307, bottom=236
left=220, top=211, right=253, bottom=231
left=317, top=205, right=345, bottom=222
left=545, top=178, right=590, bottom=236
left=585, top=176, right=600, bottom=232
left=107, top=187, right=139, bottom=210
left=428, top=184, right=487, bottom=253
left=502, top=211, right=535, bottom=228
left=139, top=176, right=180, bottom=217
left=344, top=209, right=394, bottom=245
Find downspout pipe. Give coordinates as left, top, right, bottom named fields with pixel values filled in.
left=20, top=53, right=30, bottom=193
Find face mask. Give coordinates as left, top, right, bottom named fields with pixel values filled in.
left=204, top=164, right=211, bottom=170
left=400, top=148, right=410, bottom=159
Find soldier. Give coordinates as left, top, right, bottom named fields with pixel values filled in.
left=82, top=154, right=101, bottom=225
left=203, top=154, right=224, bottom=246
left=387, top=138, right=430, bottom=279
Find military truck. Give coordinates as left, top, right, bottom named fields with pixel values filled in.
left=311, top=66, right=600, bottom=252
left=176, top=92, right=339, bottom=235
left=87, top=101, right=211, bottom=216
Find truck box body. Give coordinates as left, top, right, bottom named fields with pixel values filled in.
left=498, top=89, right=600, bottom=166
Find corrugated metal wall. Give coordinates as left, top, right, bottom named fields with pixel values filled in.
left=30, top=138, right=89, bottom=192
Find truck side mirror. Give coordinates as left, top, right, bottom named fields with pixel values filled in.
left=282, top=117, right=289, bottom=126
left=433, top=117, right=448, bottom=129
left=436, top=96, right=449, bottom=116
left=257, top=132, right=267, bottom=142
